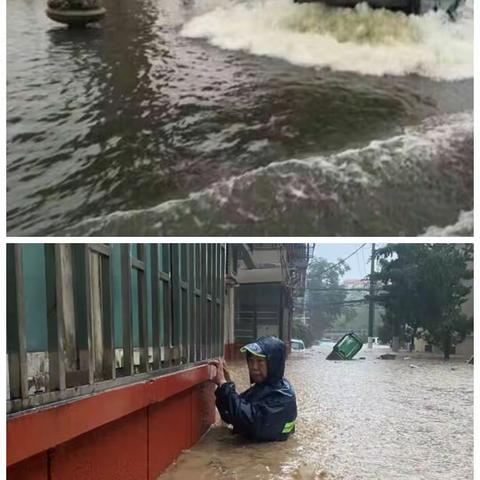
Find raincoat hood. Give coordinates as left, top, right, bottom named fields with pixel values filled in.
left=243, top=336, right=286, bottom=385
left=217, top=335, right=296, bottom=442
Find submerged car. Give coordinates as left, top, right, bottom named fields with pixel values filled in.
left=291, top=338, right=306, bottom=354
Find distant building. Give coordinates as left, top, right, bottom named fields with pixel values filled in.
left=342, top=278, right=369, bottom=289
left=224, top=243, right=314, bottom=359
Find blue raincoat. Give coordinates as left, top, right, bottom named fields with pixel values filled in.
left=215, top=336, right=297, bottom=442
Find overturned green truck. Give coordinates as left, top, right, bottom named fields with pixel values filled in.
left=326, top=332, right=364, bottom=361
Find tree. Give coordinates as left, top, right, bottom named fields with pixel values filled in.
left=306, top=257, right=349, bottom=339
left=292, top=318, right=314, bottom=348
left=373, top=244, right=473, bottom=359
left=372, top=244, right=427, bottom=351
left=414, top=244, right=473, bottom=359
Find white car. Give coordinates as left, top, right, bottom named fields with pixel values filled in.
left=291, top=338, right=306, bottom=354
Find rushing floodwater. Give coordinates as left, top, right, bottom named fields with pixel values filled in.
left=7, top=0, right=473, bottom=235
left=159, top=345, right=474, bottom=480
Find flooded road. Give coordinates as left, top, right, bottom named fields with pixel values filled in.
left=7, top=0, right=473, bottom=236
left=159, top=345, right=473, bottom=480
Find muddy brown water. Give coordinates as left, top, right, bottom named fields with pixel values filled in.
left=159, top=344, right=473, bottom=480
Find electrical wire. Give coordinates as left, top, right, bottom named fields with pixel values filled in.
left=314, top=244, right=367, bottom=278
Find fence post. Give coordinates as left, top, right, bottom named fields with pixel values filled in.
left=6, top=245, right=29, bottom=400
left=45, top=245, right=67, bottom=392
left=121, top=244, right=134, bottom=376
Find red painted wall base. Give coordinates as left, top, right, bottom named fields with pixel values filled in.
left=8, top=367, right=216, bottom=480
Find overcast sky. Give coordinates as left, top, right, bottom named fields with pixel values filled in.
left=313, top=243, right=375, bottom=281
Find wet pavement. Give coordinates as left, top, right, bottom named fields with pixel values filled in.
left=159, top=344, right=473, bottom=480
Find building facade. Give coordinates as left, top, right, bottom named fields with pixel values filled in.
left=224, top=244, right=313, bottom=360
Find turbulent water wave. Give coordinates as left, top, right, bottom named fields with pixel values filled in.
left=422, top=210, right=473, bottom=236
left=181, top=0, right=473, bottom=79
left=65, top=111, right=472, bottom=236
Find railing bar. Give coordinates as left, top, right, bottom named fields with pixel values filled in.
left=208, top=244, right=214, bottom=359
left=101, top=253, right=115, bottom=380
left=7, top=246, right=29, bottom=400
left=220, top=245, right=226, bottom=357
left=201, top=244, right=207, bottom=360
left=182, top=245, right=189, bottom=363
left=84, top=246, right=95, bottom=385
left=158, top=272, right=170, bottom=282
left=213, top=244, right=218, bottom=357
left=45, top=245, right=66, bottom=392
left=15, top=247, right=29, bottom=399
left=151, top=245, right=161, bottom=370
left=138, top=245, right=149, bottom=373
left=216, top=243, right=219, bottom=358
left=218, top=244, right=223, bottom=357
left=121, top=245, right=134, bottom=376
left=208, top=245, right=212, bottom=360
left=163, top=245, right=172, bottom=368
left=7, top=360, right=210, bottom=416
left=88, top=244, right=111, bottom=257
left=187, top=245, right=194, bottom=364
left=131, top=258, right=145, bottom=271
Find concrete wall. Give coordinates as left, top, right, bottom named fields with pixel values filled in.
left=414, top=336, right=473, bottom=358
left=237, top=246, right=287, bottom=285
left=248, top=249, right=282, bottom=266
left=237, top=268, right=285, bottom=284
left=455, top=335, right=473, bottom=358
left=414, top=338, right=429, bottom=353
left=223, top=285, right=236, bottom=360
left=7, top=366, right=216, bottom=480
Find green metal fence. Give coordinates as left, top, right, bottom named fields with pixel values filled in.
left=7, top=244, right=225, bottom=414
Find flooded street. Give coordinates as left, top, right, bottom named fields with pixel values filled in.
left=160, top=345, right=473, bottom=480
left=7, top=0, right=473, bottom=236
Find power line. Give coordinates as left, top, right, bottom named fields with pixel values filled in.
left=316, top=300, right=368, bottom=306
left=305, top=287, right=371, bottom=292
left=361, top=247, right=367, bottom=277
left=313, top=244, right=367, bottom=278
left=355, top=246, right=362, bottom=278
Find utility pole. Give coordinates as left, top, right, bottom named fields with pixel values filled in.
left=368, top=243, right=375, bottom=349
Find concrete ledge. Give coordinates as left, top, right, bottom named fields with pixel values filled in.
left=7, top=364, right=212, bottom=467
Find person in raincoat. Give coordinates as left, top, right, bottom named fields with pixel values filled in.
left=210, top=336, right=297, bottom=442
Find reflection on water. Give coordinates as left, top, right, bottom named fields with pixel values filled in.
left=160, top=345, right=473, bottom=480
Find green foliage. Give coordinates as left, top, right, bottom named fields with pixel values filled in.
left=373, top=244, right=473, bottom=359
left=306, top=257, right=349, bottom=339
left=292, top=318, right=314, bottom=348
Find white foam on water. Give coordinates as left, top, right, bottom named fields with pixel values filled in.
left=422, top=210, right=473, bottom=236
left=181, top=0, right=473, bottom=79
left=67, top=111, right=472, bottom=236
